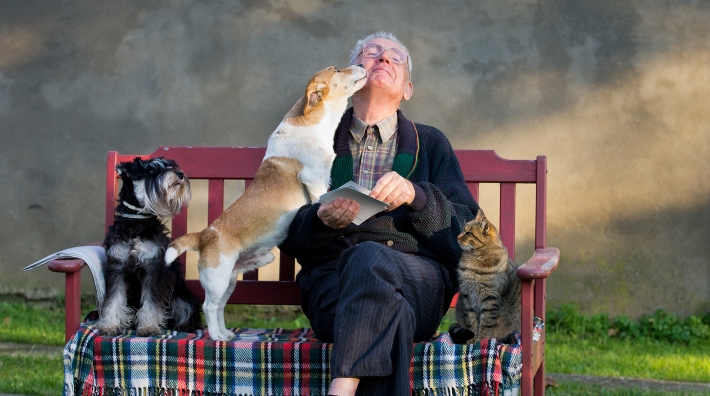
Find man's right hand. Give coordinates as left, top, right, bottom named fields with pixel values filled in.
left=317, top=198, right=360, bottom=229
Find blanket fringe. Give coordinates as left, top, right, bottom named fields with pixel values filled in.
left=69, top=385, right=268, bottom=396
left=411, top=382, right=517, bottom=396
left=411, top=384, right=489, bottom=396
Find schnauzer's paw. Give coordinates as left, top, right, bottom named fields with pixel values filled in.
left=136, top=325, right=162, bottom=337
left=96, top=321, right=127, bottom=336
left=448, top=323, right=475, bottom=344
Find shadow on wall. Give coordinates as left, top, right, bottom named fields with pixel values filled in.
left=0, top=0, right=708, bottom=318
left=549, top=202, right=710, bottom=318
left=410, top=1, right=710, bottom=318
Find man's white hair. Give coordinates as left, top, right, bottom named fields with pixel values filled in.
left=348, top=31, right=413, bottom=80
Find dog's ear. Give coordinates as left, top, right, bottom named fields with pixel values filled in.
left=116, top=157, right=145, bottom=179
left=116, top=163, right=128, bottom=177
left=304, top=82, right=328, bottom=115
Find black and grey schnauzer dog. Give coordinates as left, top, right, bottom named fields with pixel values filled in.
left=96, top=157, right=202, bottom=336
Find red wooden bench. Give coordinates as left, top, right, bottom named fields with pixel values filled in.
left=48, top=146, right=559, bottom=395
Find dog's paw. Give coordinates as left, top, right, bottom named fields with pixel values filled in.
left=96, top=321, right=126, bottom=336
left=303, top=183, right=327, bottom=204
left=448, top=323, right=475, bottom=344
left=208, top=330, right=234, bottom=341
left=136, top=325, right=162, bottom=337
left=220, top=329, right=235, bottom=340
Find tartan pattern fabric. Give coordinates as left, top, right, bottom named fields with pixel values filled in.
left=349, top=112, right=399, bottom=191
left=64, top=319, right=544, bottom=396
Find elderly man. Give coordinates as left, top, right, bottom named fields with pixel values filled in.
left=279, top=31, right=479, bottom=396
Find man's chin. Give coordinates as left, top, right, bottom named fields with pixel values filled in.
left=369, top=74, right=396, bottom=88
left=370, top=69, right=393, bottom=80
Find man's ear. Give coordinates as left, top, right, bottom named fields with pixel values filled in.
left=304, top=82, right=328, bottom=114
left=402, top=81, right=413, bottom=101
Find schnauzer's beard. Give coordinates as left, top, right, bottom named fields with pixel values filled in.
left=134, top=171, right=192, bottom=218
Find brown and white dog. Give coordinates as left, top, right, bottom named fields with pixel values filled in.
left=164, top=65, right=367, bottom=340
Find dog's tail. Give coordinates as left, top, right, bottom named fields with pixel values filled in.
left=165, top=233, right=201, bottom=267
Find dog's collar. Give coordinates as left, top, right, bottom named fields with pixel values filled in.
left=119, top=201, right=154, bottom=219
left=118, top=213, right=154, bottom=219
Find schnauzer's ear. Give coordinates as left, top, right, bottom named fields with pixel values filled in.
left=116, top=163, right=128, bottom=177
left=115, top=157, right=146, bottom=179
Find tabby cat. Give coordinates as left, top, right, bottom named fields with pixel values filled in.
left=449, top=210, right=521, bottom=345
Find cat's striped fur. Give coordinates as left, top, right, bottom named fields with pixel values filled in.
left=449, top=210, right=521, bottom=344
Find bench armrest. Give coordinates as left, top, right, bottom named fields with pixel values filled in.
left=517, top=247, right=560, bottom=280
left=45, top=241, right=103, bottom=341
left=47, top=241, right=103, bottom=272
left=48, top=257, right=87, bottom=273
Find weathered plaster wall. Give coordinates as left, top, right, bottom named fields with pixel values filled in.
left=1, top=0, right=708, bottom=317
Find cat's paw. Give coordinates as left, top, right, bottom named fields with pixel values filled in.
left=497, top=330, right=519, bottom=345
left=448, top=323, right=475, bottom=344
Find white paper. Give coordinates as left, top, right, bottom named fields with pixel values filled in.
left=25, top=246, right=107, bottom=315
left=319, top=181, right=389, bottom=225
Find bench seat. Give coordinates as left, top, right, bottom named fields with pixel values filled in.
left=64, top=319, right=544, bottom=396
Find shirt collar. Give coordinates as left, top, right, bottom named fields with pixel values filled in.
left=349, top=112, right=398, bottom=143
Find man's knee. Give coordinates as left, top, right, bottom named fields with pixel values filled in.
left=338, top=241, right=400, bottom=276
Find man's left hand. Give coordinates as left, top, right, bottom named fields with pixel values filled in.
left=370, top=171, right=415, bottom=212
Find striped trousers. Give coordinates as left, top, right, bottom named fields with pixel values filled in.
left=296, top=241, right=454, bottom=396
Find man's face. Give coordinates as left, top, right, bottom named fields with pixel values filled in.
left=355, top=38, right=413, bottom=101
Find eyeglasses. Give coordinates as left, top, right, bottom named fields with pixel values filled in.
left=358, top=43, right=408, bottom=65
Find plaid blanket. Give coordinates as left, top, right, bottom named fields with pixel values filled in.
left=64, top=319, right=543, bottom=396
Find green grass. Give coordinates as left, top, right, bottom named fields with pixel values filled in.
left=546, top=382, right=710, bottom=396
left=0, top=355, right=63, bottom=396
left=1, top=302, right=708, bottom=395
left=546, top=333, right=710, bottom=383
left=0, top=302, right=65, bottom=346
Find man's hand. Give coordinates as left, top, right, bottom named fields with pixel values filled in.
left=317, top=198, right=360, bottom=229
left=370, top=171, right=415, bottom=212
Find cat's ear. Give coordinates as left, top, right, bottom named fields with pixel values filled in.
left=484, top=220, right=498, bottom=241
left=482, top=218, right=490, bottom=235
left=475, top=209, right=485, bottom=221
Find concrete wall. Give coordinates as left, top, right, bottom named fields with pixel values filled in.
left=1, top=0, right=708, bottom=317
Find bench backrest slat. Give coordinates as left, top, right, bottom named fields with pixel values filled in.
left=500, top=182, right=517, bottom=260
left=106, top=147, right=547, bottom=306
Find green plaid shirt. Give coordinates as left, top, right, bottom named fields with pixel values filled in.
left=349, top=112, right=399, bottom=190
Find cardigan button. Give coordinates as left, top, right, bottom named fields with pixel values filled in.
left=386, top=240, right=394, bottom=247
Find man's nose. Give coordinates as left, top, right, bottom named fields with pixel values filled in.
left=377, top=50, right=394, bottom=63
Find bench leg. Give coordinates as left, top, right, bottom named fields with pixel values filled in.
left=535, top=360, right=545, bottom=395
left=65, top=271, right=82, bottom=342
left=534, top=278, right=547, bottom=395
left=520, top=280, right=533, bottom=396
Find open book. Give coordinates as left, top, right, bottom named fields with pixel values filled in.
left=319, top=181, right=389, bottom=225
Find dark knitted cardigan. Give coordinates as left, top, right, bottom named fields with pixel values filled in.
left=279, top=108, right=480, bottom=279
